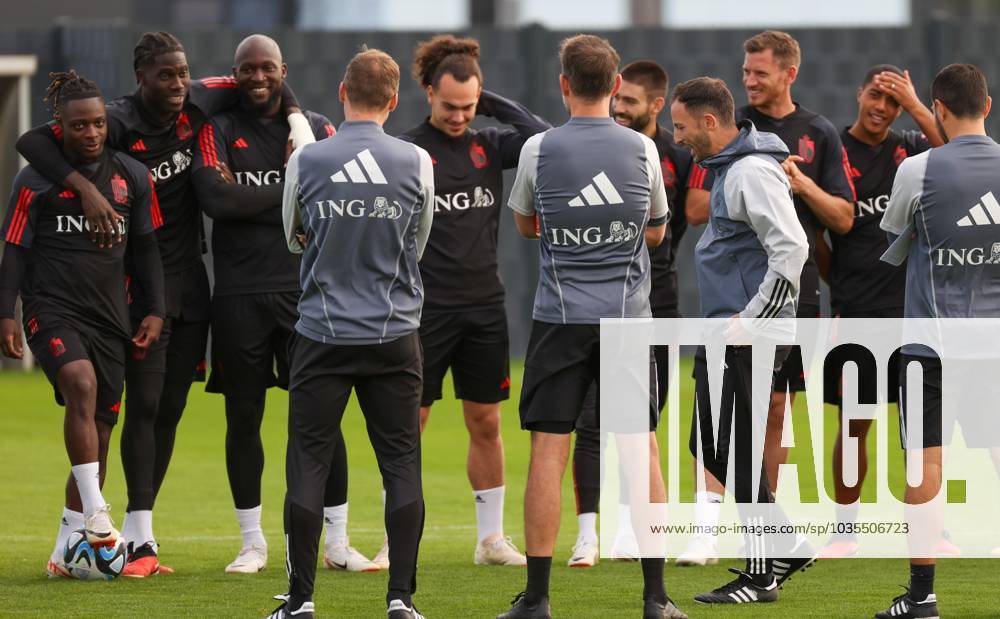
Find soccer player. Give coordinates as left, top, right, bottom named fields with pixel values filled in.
left=191, top=34, right=356, bottom=575
left=875, top=62, right=998, bottom=619
left=680, top=30, right=856, bottom=565
left=396, top=34, right=549, bottom=568
left=819, top=65, right=942, bottom=559
left=13, top=32, right=307, bottom=576
left=271, top=47, right=433, bottom=619
left=671, top=76, right=810, bottom=604
left=566, top=59, right=705, bottom=568
left=0, top=71, right=165, bottom=571
left=499, top=35, right=685, bottom=619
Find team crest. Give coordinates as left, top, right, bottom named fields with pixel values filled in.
left=661, top=157, right=677, bottom=189
left=176, top=113, right=193, bottom=140
left=110, top=174, right=129, bottom=204
left=469, top=141, right=488, bottom=169
left=49, top=337, right=66, bottom=357
left=893, top=144, right=907, bottom=167
left=26, top=316, right=39, bottom=337
left=798, top=134, right=815, bottom=164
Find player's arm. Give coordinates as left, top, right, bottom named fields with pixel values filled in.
left=879, top=152, right=928, bottom=265
left=192, top=119, right=282, bottom=221
left=15, top=122, right=124, bottom=248
left=0, top=245, right=26, bottom=359
left=784, top=122, right=855, bottom=235
left=477, top=89, right=551, bottom=168
left=507, top=135, right=541, bottom=239
left=415, top=147, right=435, bottom=260
left=685, top=164, right=712, bottom=225
left=815, top=230, right=833, bottom=282
left=729, top=159, right=808, bottom=328
left=187, top=76, right=301, bottom=118
left=0, top=173, right=45, bottom=359
left=282, top=148, right=305, bottom=254
left=643, top=136, right=669, bottom=248
left=873, top=70, right=944, bottom=147
left=126, top=167, right=165, bottom=349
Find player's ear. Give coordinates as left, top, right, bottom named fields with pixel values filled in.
left=387, top=92, right=399, bottom=113
left=983, top=95, right=992, bottom=118
left=425, top=84, right=434, bottom=106
left=786, top=63, right=798, bottom=86
left=559, top=74, right=570, bottom=98
left=703, top=113, right=717, bottom=131
left=650, top=95, right=666, bottom=117
left=338, top=81, right=347, bottom=104
left=609, top=73, right=623, bottom=98
left=134, top=68, right=144, bottom=87
left=281, top=63, right=288, bottom=79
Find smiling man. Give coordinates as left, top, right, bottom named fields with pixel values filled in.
left=191, top=34, right=343, bottom=575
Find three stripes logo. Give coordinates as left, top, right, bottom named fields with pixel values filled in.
left=233, top=137, right=249, bottom=149
left=956, top=191, right=1000, bottom=226
left=330, top=149, right=387, bottom=185
left=568, top=171, right=623, bottom=207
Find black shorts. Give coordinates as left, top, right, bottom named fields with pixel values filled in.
left=126, top=263, right=211, bottom=375
left=576, top=343, right=669, bottom=434
left=823, top=307, right=903, bottom=406
left=419, top=305, right=510, bottom=406
left=206, top=291, right=298, bottom=395
left=520, top=321, right=657, bottom=434
left=773, top=303, right=819, bottom=393
left=25, top=314, right=126, bottom=426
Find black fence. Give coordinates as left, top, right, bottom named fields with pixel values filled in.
left=2, top=17, right=999, bottom=355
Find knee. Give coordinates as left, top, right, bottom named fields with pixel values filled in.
left=469, top=414, right=501, bottom=443
left=62, top=373, right=97, bottom=406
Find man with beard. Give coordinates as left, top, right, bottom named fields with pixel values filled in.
left=396, top=34, right=549, bottom=568
left=191, top=34, right=350, bottom=575
left=566, top=59, right=707, bottom=567
left=819, top=65, right=942, bottom=560
left=12, top=31, right=305, bottom=577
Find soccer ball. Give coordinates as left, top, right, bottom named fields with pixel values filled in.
left=63, top=529, right=127, bottom=580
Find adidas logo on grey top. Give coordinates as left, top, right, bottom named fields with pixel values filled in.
left=568, top=171, right=624, bottom=206
left=956, top=191, right=1000, bottom=226
left=330, top=148, right=388, bottom=184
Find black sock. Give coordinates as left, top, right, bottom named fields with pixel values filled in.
left=524, top=556, right=552, bottom=605
left=387, top=589, right=412, bottom=608
left=909, top=564, right=935, bottom=601
left=640, top=558, right=667, bottom=604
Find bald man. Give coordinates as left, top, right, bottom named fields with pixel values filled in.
left=191, top=35, right=345, bottom=574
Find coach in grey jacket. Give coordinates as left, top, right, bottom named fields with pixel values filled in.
left=270, top=49, right=433, bottom=619
left=670, top=77, right=810, bottom=607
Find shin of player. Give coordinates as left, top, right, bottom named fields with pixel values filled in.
left=497, top=35, right=685, bottom=619
left=270, top=49, right=433, bottom=619
left=0, top=71, right=164, bottom=576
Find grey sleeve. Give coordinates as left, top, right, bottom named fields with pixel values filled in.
left=642, top=135, right=670, bottom=225
left=507, top=133, right=543, bottom=216
left=414, top=145, right=435, bottom=261
left=725, top=157, right=809, bottom=324
left=880, top=151, right=928, bottom=265
left=282, top=148, right=304, bottom=254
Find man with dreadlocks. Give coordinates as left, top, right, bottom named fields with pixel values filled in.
left=191, top=34, right=344, bottom=576
left=393, top=34, right=549, bottom=569
left=14, top=31, right=307, bottom=577
left=0, top=71, right=165, bottom=573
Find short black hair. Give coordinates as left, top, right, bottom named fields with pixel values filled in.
left=671, top=77, right=735, bottom=127
left=44, top=70, right=102, bottom=115
left=621, top=60, right=668, bottom=100
left=932, top=63, right=989, bottom=119
left=862, top=63, right=903, bottom=87
left=133, top=31, right=184, bottom=72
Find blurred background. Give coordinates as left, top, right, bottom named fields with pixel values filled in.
left=1, top=0, right=999, bottom=360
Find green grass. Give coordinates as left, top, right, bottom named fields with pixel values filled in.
left=0, top=360, right=994, bottom=618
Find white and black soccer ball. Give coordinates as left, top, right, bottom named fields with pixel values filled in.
left=63, top=529, right=127, bottom=581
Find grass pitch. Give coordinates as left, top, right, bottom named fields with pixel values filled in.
left=0, top=360, right=994, bottom=618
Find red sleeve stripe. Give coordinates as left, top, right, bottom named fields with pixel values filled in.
left=199, top=123, right=219, bottom=168
left=841, top=146, right=857, bottom=201
left=148, top=173, right=164, bottom=229
left=688, top=165, right=705, bottom=190
left=5, top=186, right=35, bottom=245
left=200, top=76, right=237, bottom=89
left=324, top=123, right=335, bottom=137
left=50, top=122, right=63, bottom=140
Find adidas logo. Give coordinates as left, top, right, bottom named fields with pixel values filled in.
left=956, top=191, right=1000, bottom=226
left=330, top=149, right=387, bottom=184
left=130, top=139, right=147, bottom=151
left=727, top=585, right=760, bottom=603
left=474, top=495, right=485, bottom=504
left=233, top=137, right=249, bottom=149
left=568, top=171, right=623, bottom=207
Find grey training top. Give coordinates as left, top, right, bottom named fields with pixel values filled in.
left=881, top=134, right=1000, bottom=355
left=283, top=120, right=434, bottom=345
left=507, top=116, right=669, bottom=324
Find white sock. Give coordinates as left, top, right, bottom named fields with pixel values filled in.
left=473, top=486, right=505, bottom=544
left=122, top=510, right=155, bottom=549
left=616, top=504, right=636, bottom=539
left=235, top=506, right=265, bottom=548
left=834, top=503, right=860, bottom=540
left=323, top=503, right=348, bottom=547
left=70, top=462, right=104, bottom=515
left=577, top=512, right=598, bottom=544
left=693, top=491, right=723, bottom=539
left=51, top=508, right=84, bottom=560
